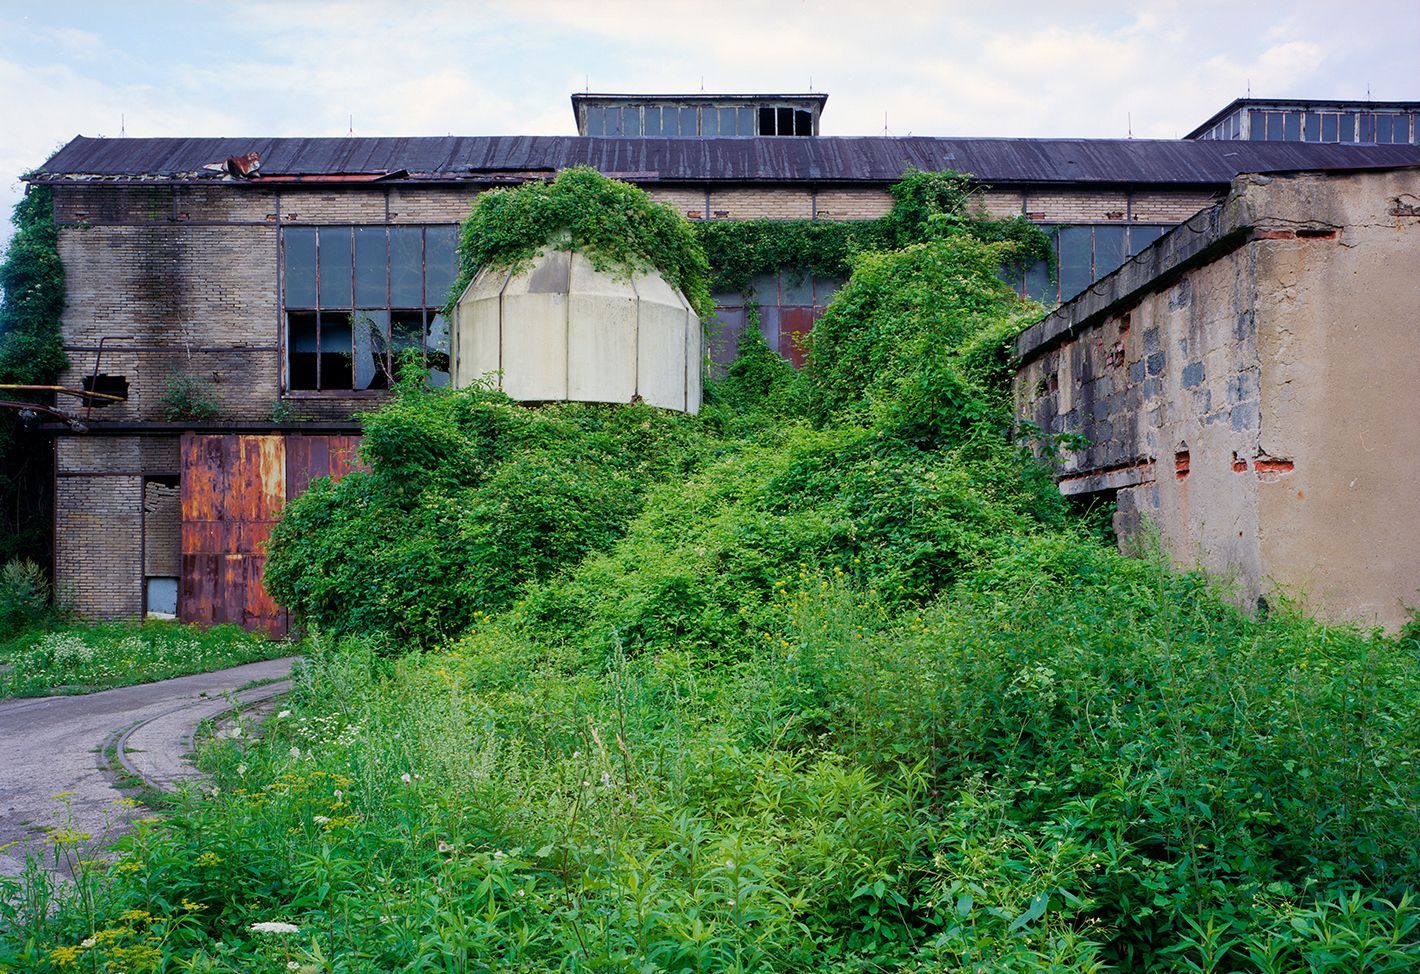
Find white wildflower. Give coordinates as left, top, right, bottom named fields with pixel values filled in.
left=236, top=763, right=247, bottom=775
left=601, top=771, right=611, bottom=787
left=249, top=920, right=300, bottom=935
left=289, top=746, right=301, bottom=759
left=288, top=964, right=300, bottom=972
left=81, top=937, right=96, bottom=949
left=400, top=773, right=412, bottom=785
left=493, top=850, right=505, bottom=859
left=313, top=815, right=330, bottom=825
left=278, top=710, right=292, bottom=719
left=725, top=859, right=735, bottom=869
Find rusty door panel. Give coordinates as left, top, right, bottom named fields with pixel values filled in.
left=180, top=433, right=362, bottom=638
left=779, top=307, right=817, bottom=368
left=180, top=434, right=287, bottom=636
left=286, top=435, right=366, bottom=500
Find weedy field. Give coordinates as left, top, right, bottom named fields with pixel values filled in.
left=1, top=170, right=1416, bottom=973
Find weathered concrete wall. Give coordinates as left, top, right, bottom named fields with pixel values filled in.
left=1015, top=168, right=1420, bottom=630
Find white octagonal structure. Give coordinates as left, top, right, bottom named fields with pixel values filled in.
left=451, top=249, right=702, bottom=414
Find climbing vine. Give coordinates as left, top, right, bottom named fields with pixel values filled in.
left=694, top=169, right=1053, bottom=295
left=451, top=166, right=714, bottom=319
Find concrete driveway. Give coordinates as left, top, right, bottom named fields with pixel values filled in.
left=0, top=656, right=297, bottom=879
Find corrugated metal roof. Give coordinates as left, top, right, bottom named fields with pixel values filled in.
left=30, top=134, right=1420, bottom=186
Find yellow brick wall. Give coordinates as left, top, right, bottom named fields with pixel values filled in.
left=648, top=186, right=709, bottom=220
left=709, top=188, right=814, bottom=220
left=813, top=188, right=893, bottom=220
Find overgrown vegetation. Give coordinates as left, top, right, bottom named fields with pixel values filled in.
left=693, top=168, right=1052, bottom=295
left=159, top=372, right=219, bottom=421
left=0, top=619, right=290, bottom=698
left=0, top=185, right=67, bottom=564
left=450, top=166, right=714, bottom=319
left=4, top=170, right=1418, bottom=972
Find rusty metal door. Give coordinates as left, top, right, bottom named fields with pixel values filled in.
left=284, top=435, right=363, bottom=500
left=180, top=434, right=287, bottom=635
left=180, top=433, right=365, bottom=637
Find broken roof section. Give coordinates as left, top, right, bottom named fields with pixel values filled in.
left=29, top=134, right=1420, bottom=187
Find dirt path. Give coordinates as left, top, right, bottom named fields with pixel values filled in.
left=0, top=657, right=297, bottom=879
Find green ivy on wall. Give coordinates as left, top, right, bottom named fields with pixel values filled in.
left=694, top=169, right=1053, bottom=297
left=451, top=166, right=714, bottom=319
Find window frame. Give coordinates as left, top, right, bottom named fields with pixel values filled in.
left=279, top=224, right=457, bottom=397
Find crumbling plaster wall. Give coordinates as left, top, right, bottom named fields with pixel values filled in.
left=1244, top=170, right=1420, bottom=628
left=1015, top=169, right=1420, bottom=630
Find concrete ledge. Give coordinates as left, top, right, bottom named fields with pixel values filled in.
left=1057, top=460, right=1156, bottom=497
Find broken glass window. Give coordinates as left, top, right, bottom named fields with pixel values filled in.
left=427, top=314, right=451, bottom=387
left=319, top=312, right=354, bottom=389
left=287, top=311, right=318, bottom=389
left=353, top=311, right=390, bottom=390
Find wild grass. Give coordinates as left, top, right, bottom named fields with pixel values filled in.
left=0, top=620, right=291, bottom=698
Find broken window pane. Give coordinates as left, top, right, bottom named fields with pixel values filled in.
left=758, top=107, right=776, bottom=135
left=353, top=310, right=390, bottom=390
left=794, top=110, right=812, bottom=136
left=777, top=107, right=793, bottom=136
left=585, top=107, right=605, bottom=136
left=319, top=312, right=353, bottom=390
left=391, top=309, right=424, bottom=352
left=427, top=313, right=451, bottom=387
left=287, top=311, right=319, bottom=389
left=390, top=228, right=423, bottom=306
left=283, top=228, right=317, bottom=307
left=354, top=227, right=387, bottom=306
left=318, top=228, right=352, bottom=308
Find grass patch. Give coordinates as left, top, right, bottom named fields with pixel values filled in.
left=0, top=620, right=292, bottom=698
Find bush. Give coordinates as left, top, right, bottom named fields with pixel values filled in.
left=0, top=558, right=53, bottom=637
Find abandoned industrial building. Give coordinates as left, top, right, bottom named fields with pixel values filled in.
left=16, top=91, right=1420, bottom=633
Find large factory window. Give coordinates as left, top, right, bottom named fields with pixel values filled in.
left=1006, top=224, right=1173, bottom=305
left=281, top=225, right=457, bottom=393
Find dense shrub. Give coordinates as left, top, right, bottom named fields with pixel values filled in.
left=264, top=380, right=710, bottom=647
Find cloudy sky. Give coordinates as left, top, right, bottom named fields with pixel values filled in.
left=2, top=0, right=1417, bottom=238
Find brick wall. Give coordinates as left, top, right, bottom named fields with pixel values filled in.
left=813, top=188, right=893, bottom=220
left=708, top=187, right=814, bottom=220
left=53, top=434, right=173, bottom=618
left=648, top=186, right=709, bottom=220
